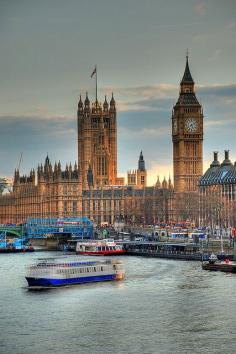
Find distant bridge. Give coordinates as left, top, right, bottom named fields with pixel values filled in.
left=25, top=217, right=93, bottom=239
left=0, top=225, right=23, bottom=238
left=0, top=218, right=94, bottom=240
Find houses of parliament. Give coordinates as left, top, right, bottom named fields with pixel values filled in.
left=0, top=57, right=204, bottom=225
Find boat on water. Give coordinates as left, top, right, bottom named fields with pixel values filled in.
left=0, top=246, right=34, bottom=253
left=76, top=239, right=126, bottom=256
left=0, top=238, right=34, bottom=253
left=25, top=257, right=125, bottom=288
left=202, top=253, right=236, bottom=273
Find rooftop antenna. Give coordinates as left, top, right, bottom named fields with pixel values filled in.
left=186, top=48, right=189, bottom=60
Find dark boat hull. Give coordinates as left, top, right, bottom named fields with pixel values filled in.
left=202, top=262, right=236, bottom=273
left=0, top=248, right=34, bottom=253
left=26, top=273, right=117, bottom=287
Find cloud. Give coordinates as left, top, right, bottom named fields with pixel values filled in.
left=205, top=118, right=235, bottom=127
left=116, top=82, right=236, bottom=178
left=120, top=126, right=170, bottom=139
left=198, top=84, right=236, bottom=97
left=194, top=2, right=207, bottom=16
left=116, top=83, right=236, bottom=114
left=0, top=113, right=77, bottom=176
left=1, top=82, right=236, bottom=182
left=227, top=21, right=236, bottom=29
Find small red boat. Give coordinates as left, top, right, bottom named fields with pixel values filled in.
left=76, top=240, right=126, bottom=256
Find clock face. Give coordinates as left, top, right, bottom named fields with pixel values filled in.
left=185, top=118, right=198, bottom=133
left=173, top=119, right=178, bottom=134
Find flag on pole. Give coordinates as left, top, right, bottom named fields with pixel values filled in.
left=91, top=66, right=96, bottom=78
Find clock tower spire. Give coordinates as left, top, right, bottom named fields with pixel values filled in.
left=172, top=55, right=203, bottom=193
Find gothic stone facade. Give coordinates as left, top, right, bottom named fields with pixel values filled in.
left=0, top=157, right=82, bottom=224
left=0, top=156, right=174, bottom=225
left=77, top=94, right=120, bottom=189
left=172, top=56, right=203, bottom=193
left=0, top=58, right=204, bottom=226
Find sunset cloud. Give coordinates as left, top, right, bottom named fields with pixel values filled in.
left=0, top=83, right=236, bottom=181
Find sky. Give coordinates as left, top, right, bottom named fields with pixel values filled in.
left=0, top=0, right=236, bottom=185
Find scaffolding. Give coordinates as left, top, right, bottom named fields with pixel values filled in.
left=25, top=217, right=93, bottom=239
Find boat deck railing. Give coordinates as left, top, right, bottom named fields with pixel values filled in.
left=29, top=259, right=120, bottom=269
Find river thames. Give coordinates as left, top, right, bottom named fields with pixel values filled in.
left=0, top=252, right=235, bottom=354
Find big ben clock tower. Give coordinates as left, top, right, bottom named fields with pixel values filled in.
left=172, top=55, right=203, bottom=193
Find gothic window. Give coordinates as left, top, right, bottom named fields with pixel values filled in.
left=72, top=201, right=77, bottom=214
left=92, top=117, right=99, bottom=128
left=86, top=201, right=90, bottom=212
left=141, top=176, right=145, bottom=184
left=104, top=118, right=110, bottom=129
left=64, top=201, right=67, bottom=213
left=97, top=156, right=108, bottom=176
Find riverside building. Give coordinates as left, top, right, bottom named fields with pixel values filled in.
left=199, top=151, right=236, bottom=227
left=0, top=57, right=205, bottom=226
left=0, top=93, right=174, bottom=225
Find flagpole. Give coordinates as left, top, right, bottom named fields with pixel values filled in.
left=95, top=64, right=97, bottom=108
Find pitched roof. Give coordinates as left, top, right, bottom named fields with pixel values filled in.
left=176, top=92, right=200, bottom=106
left=181, top=57, right=194, bottom=84
left=199, top=164, right=236, bottom=186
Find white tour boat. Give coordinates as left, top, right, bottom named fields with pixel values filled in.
left=25, top=257, right=125, bottom=288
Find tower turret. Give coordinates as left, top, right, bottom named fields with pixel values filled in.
left=110, top=93, right=116, bottom=111
left=137, top=151, right=147, bottom=188
left=172, top=54, right=203, bottom=192
left=162, top=177, right=168, bottom=189
left=221, top=150, right=232, bottom=167
left=84, top=92, right=90, bottom=112
left=138, top=151, right=145, bottom=171
left=210, top=152, right=220, bottom=168
left=78, top=94, right=83, bottom=113
left=155, top=176, right=161, bottom=189
left=168, top=174, right=173, bottom=189
left=103, top=95, right=108, bottom=112
left=77, top=88, right=117, bottom=189
left=180, top=53, right=195, bottom=93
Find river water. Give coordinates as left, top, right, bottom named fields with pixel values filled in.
left=0, top=252, right=235, bottom=354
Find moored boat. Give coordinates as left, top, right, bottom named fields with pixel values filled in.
left=76, top=240, right=126, bottom=256
left=202, top=253, right=236, bottom=273
left=25, top=257, right=125, bottom=288
left=0, top=246, right=34, bottom=253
